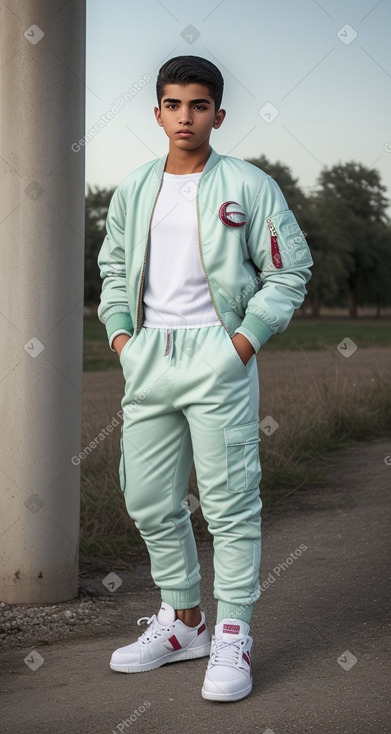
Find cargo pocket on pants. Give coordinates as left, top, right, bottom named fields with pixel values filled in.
left=224, top=421, right=261, bottom=493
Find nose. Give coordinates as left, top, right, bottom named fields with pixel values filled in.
left=178, top=106, right=192, bottom=125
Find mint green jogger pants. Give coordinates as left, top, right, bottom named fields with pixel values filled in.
left=119, top=324, right=262, bottom=625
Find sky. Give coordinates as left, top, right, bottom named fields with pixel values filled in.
left=85, top=0, right=391, bottom=203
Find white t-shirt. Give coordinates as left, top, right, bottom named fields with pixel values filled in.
left=142, top=171, right=219, bottom=329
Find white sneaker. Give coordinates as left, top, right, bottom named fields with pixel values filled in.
left=201, top=619, right=253, bottom=701
left=110, top=602, right=211, bottom=673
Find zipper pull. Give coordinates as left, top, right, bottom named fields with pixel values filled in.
left=266, top=218, right=283, bottom=269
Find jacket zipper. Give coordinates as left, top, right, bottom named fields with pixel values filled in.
left=266, top=218, right=283, bottom=269
left=135, top=182, right=163, bottom=331
left=196, top=187, right=226, bottom=330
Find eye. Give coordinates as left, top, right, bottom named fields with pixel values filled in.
left=194, top=105, right=206, bottom=110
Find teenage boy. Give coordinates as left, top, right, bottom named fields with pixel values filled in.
left=98, top=55, right=312, bottom=702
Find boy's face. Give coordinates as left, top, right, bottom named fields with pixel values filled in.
left=154, top=83, right=225, bottom=152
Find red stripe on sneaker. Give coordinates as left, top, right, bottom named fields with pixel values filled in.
left=243, top=652, right=251, bottom=668
left=168, top=635, right=182, bottom=651
left=197, top=622, right=206, bottom=635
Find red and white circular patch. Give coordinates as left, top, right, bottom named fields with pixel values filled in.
left=218, top=201, right=247, bottom=228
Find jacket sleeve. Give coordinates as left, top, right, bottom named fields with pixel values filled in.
left=238, top=175, right=313, bottom=350
left=97, top=187, right=134, bottom=346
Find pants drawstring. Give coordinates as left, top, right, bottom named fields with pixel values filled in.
left=164, top=328, right=173, bottom=365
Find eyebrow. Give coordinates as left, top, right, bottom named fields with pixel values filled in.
left=162, top=98, right=211, bottom=105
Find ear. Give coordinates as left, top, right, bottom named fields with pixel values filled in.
left=154, top=106, right=164, bottom=127
left=213, top=108, right=226, bottom=130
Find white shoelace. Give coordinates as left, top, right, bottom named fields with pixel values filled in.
left=209, top=637, right=245, bottom=668
left=136, top=614, right=171, bottom=644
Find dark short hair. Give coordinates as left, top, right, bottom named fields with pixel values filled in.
left=156, top=55, right=224, bottom=111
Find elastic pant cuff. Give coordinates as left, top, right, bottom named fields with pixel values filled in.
left=161, top=586, right=201, bottom=610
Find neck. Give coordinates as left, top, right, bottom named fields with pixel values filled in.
left=165, top=143, right=211, bottom=174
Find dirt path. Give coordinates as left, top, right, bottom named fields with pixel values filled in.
left=1, top=437, right=390, bottom=734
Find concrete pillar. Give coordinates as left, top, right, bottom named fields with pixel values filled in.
left=0, top=0, right=86, bottom=603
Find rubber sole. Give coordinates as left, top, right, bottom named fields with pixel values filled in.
left=110, top=641, right=211, bottom=673
left=201, top=679, right=253, bottom=702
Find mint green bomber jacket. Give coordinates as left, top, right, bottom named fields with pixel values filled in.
left=97, top=147, right=313, bottom=350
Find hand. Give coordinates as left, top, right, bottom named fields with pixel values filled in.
left=231, top=333, right=255, bottom=365
left=113, top=334, right=131, bottom=357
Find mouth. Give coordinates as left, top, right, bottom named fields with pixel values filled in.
left=176, top=130, right=194, bottom=137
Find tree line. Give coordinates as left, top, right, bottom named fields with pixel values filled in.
left=85, top=158, right=391, bottom=317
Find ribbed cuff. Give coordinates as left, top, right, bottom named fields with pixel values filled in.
left=105, top=312, right=133, bottom=343
left=240, top=313, right=274, bottom=349
left=160, top=585, right=201, bottom=610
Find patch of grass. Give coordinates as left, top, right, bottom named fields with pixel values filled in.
left=83, top=340, right=118, bottom=371
left=83, top=316, right=119, bottom=370
left=262, top=318, right=391, bottom=351
left=80, top=536, right=141, bottom=560
left=258, top=360, right=391, bottom=506
left=80, top=460, right=137, bottom=551
left=83, top=317, right=107, bottom=341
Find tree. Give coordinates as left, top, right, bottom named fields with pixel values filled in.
left=312, top=162, right=391, bottom=317
left=301, top=193, right=348, bottom=316
left=356, top=219, right=391, bottom=315
left=84, top=185, right=115, bottom=304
